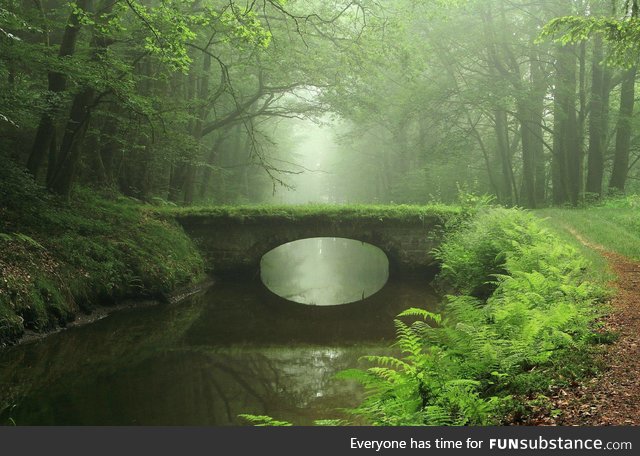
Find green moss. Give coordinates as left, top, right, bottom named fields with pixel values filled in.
left=160, top=203, right=462, bottom=223
left=34, top=277, right=73, bottom=325
left=1, top=168, right=205, bottom=345
left=21, top=288, right=49, bottom=330
left=0, top=303, right=24, bottom=345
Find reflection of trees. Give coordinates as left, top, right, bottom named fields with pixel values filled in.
left=206, top=357, right=272, bottom=422
left=1, top=343, right=377, bottom=425
left=0, top=295, right=208, bottom=423
left=192, top=348, right=359, bottom=424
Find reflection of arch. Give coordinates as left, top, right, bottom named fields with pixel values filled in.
left=260, top=238, right=389, bottom=305
left=178, top=215, right=444, bottom=276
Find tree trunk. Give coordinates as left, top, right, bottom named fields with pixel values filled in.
left=609, top=66, right=637, bottom=192
left=98, top=115, right=119, bottom=186
left=26, top=0, right=89, bottom=179
left=572, top=41, right=587, bottom=203
left=47, top=1, right=116, bottom=198
left=494, top=108, right=516, bottom=205
left=552, top=43, right=579, bottom=205
left=168, top=63, right=198, bottom=203
left=184, top=52, right=212, bottom=205
left=586, top=34, right=605, bottom=196
left=48, top=85, right=95, bottom=197
left=199, top=133, right=226, bottom=199
left=518, top=100, right=536, bottom=208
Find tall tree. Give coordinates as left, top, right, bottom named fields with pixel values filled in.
left=609, top=65, right=637, bottom=191
left=586, top=33, right=606, bottom=196
left=26, top=0, right=90, bottom=179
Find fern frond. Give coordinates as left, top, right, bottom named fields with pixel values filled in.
left=398, top=308, right=442, bottom=324
left=360, top=355, right=413, bottom=372
left=238, top=414, right=292, bottom=426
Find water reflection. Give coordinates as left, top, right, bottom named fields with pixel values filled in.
left=260, top=237, right=389, bottom=305
left=1, top=345, right=380, bottom=425
left=0, top=277, right=439, bottom=425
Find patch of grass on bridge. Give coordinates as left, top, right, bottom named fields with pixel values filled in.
left=161, top=203, right=463, bottom=223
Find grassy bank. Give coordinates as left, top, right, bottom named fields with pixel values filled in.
left=0, top=159, right=205, bottom=346
left=536, top=196, right=640, bottom=263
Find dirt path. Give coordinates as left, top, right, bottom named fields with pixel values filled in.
left=536, top=229, right=640, bottom=425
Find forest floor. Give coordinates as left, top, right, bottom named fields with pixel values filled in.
left=531, top=223, right=640, bottom=425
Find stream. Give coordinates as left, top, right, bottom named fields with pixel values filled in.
left=0, top=239, right=439, bottom=425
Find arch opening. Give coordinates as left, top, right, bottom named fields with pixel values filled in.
left=260, top=237, right=389, bottom=306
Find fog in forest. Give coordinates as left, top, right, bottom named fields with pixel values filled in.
left=4, top=0, right=639, bottom=207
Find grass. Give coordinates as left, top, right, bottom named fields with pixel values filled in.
left=535, top=208, right=640, bottom=261
left=158, top=203, right=462, bottom=223
left=535, top=199, right=640, bottom=283
left=533, top=210, right=614, bottom=283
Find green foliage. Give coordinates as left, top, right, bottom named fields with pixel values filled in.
left=337, top=305, right=505, bottom=425
left=0, top=159, right=205, bottom=345
left=597, top=194, right=640, bottom=209
left=0, top=154, right=49, bottom=225
left=340, top=208, right=605, bottom=425
left=435, top=208, right=538, bottom=296
left=540, top=16, right=640, bottom=67
left=238, top=414, right=293, bottom=426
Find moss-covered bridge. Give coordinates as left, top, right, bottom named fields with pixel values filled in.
left=173, top=205, right=461, bottom=276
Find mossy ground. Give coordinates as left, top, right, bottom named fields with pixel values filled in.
left=1, top=161, right=205, bottom=345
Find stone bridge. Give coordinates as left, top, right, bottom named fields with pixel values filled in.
left=176, top=208, right=456, bottom=277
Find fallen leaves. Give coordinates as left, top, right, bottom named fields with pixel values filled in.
left=530, top=249, right=640, bottom=426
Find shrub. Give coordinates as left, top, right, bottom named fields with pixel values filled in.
left=341, top=208, right=605, bottom=425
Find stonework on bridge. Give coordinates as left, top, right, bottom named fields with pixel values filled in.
left=177, top=211, right=452, bottom=276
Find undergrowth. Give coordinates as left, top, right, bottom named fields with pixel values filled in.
left=338, top=208, right=607, bottom=425
left=0, top=157, right=205, bottom=345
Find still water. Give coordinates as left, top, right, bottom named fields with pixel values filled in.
left=261, top=238, right=389, bottom=305
left=0, top=240, right=439, bottom=425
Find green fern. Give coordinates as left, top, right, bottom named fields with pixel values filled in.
left=340, top=207, right=604, bottom=426
left=397, top=307, right=442, bottom=324
left=238, top=414, right=293, bottom=426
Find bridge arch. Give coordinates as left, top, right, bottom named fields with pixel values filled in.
left=176, top=212, right=448, bottom=277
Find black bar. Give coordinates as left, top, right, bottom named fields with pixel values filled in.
left=1, top=426, right=638, bottom=456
